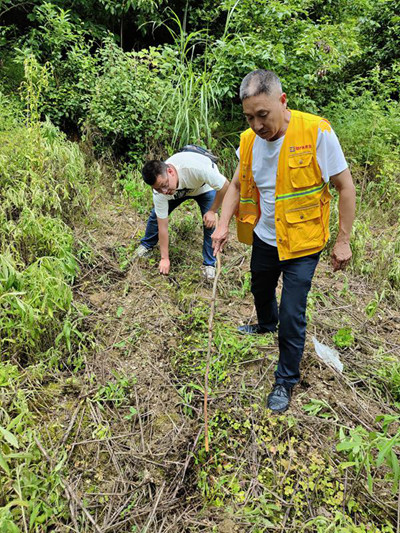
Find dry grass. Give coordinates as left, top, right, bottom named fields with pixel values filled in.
left=27, top=183, right=400, bottom=532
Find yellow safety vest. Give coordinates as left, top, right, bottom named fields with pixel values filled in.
left=236, top=109, right=332, bottom=261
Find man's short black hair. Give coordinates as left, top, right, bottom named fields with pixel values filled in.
left=142, top=160, right=168, bottom=186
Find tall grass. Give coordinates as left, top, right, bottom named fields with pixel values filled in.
left=325, top=94, right=400, bottom=290
left=156, top=11, right=220, bottom=149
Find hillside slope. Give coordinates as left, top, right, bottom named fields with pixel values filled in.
left=40, top=178, right=400, bottom=532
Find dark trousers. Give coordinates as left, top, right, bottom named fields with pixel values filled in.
left=250, top=233, right=320, bottom=388
left=140, top=190, right=216, bottom=266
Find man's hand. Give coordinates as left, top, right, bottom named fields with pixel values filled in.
left=203, top=210, right=216, bottom=229
left=331, top=241, right=352, bottom=271
left=159, top=258, right=170, bottom=275
left=330, top=168, right=355, bottom=272
left=212, top=224, right=229, bottom=256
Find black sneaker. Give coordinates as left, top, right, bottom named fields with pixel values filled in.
left=267, top=384, right=292, bottom=413
left=237, top=323, right=271, bottom=335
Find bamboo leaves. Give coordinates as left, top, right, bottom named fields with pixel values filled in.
left=337, top=415, right=400, bottom=493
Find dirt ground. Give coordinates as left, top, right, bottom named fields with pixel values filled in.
left=48, top=185, right=400, bottom=532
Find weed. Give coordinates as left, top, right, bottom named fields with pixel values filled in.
left=0, top=364, right=20, bottom=388
left=75, top=239, right=96, bottom=266
left=118, top=166, right=152, bottom=215
left=124, top=407, right=138, bottom=420
left=172, top=307, right=274, bottom=381
left=376, top=360, right=400, bottom=402
left=229, top=271, right=251, bottom=298
left=0, top=385, right=67, bottom=530
left=333, top=327, right=354, bottom=348
left=303, top=398, right=338, bottom=420
left=365, top=290, right=385, bottom=319
left=115, top=242, right=138, bottom=271
left=93, top=371, right=136, bottom=409
left=337, top=414, right=400, bottom=493
left=302, top=511, right=395, bottom=532
left=156, top=11, right=219, bottom=148
left=178, top=382, right=203, bottom=417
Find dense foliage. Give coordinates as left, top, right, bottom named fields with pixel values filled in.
left=1, top=0, right=399, bottom=153
left=0, top=82, right=98, bottom=529
left=0, top=0, right=399, bottom=530
left=0, top=88, right=90, bottom=360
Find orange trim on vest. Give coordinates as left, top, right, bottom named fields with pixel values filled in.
left=236, top=110, right=332, bottom=260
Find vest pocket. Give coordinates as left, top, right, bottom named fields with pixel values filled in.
left=236, top=214, right=258, bottom=245
left=284, top=204, right=324, bottom=252
left=288, top=154, right=320, bottom=188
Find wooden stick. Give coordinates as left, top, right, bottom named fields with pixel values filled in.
left=204, top=214, right=222, bottom=453
left=143, top=481, right=166, bottom=533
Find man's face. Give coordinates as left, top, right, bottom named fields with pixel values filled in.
left=242, top=91, right=288, bottom=141
left=152, top=166, right=178, bottom=195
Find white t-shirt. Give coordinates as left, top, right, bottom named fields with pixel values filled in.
left=237, top=124, right=348, bottom=246
left=153, top=152, right=227, bottom=219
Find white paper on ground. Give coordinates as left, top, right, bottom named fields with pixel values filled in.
left=312, top=336, right=343, bottom=373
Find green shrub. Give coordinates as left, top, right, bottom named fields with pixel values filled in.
left=0, top=93, right=93, bottom=361
left=208, top=0, right=362, bottom=111
left=327, top=93, right=399, bottom=162
left=0, top=369, right=67, bottom=530
left=87, top=39, right=173, bottom=159
left=17, top=3, right=98, bottom=127
left=323, top=92, right=400, bottom=288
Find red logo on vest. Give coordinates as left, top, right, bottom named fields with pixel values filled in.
left=290, top=144, right=312, bottom=152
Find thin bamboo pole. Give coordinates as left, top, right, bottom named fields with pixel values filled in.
left=204, top=214, right=221, bottom=453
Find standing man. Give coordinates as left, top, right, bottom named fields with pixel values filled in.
left=135, top=150, right=229, bottom=280
left=212, top=70, right=356, bottom=412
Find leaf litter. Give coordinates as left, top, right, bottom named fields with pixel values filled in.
left=30, top=182, right=400, bottom=532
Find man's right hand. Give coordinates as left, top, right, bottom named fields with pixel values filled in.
left=211, top=225, right=229, bottom=256
left=159, top=258, right=170, bottom=275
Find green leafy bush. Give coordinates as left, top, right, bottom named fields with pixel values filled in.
left=17, top=3, right=98, bottom=127
left=87, top=39, right=173, bottom=158
left=326, top=93, right=400, bottom=183
left=324, top=92, right=400, bottom=288
left=0, top=367, right=67, bottom=530
left=208, top=0, right=362, bottom=111
left=0, top=89, right=93, bottom=361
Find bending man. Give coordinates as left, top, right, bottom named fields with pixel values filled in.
left=212, top=70, right=356, bottom=412
left=136, top=150, right=229, bottom=280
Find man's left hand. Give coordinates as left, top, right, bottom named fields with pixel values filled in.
left=331, top=241, right=352, bottom=271
left=203, top=210, right=216, bottom=229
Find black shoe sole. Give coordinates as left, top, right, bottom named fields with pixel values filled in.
left=268, top=404, right=290, bottom=413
